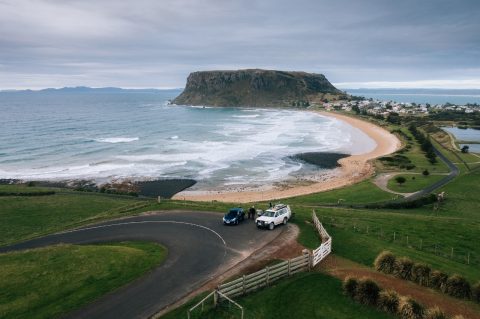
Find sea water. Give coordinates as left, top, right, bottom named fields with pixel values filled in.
left=0, top=90, right=375, bottom=189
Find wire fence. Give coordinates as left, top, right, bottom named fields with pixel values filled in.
left=318, top=215, right=478, bottom=266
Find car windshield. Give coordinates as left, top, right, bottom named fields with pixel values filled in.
left=262, top=211, right=275, bottom=217
left=226, top=211, right=238, bottom=218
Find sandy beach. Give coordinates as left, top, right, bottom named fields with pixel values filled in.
left=173, top=111, right=401, bottom=203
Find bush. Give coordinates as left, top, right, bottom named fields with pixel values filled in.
left=343, top=276, right=358, bottom=299
left=398, top=296, right=424, bottom=319
left=394, top=257, right=414, bottom=281
left=473, top=281, right=480, bottom=303
left=411, top=263, right=431, bottom=286
left=430, top=270, right=448, bottom=292
left=374, top=251, right=396, bottom=274
left=422, top=169, right=430, bottom=176
left=424, top=307, right=447, bottom=319
left=377, top=290, right=399, bottom=314
left=445, top=274, right=471, bottom=299
left=355, top=278, right=381, bottom=306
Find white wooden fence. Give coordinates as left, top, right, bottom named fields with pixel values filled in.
left=311, top=210, right=332, bottom=267
left=218, top=253, right=310, bottom=298
left=187, top=211, right=332, bottom=318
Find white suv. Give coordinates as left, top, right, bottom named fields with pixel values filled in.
left=255, top=204, right=292, bottom=230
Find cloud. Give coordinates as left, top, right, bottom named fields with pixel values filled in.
left=0, top=0, right=479, bottom=89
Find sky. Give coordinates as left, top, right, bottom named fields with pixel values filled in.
left=0, top=0, right=479, bottom=90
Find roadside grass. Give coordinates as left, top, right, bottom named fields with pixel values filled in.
left=161, top=272, right=393, bottom=319
left=0, top=184, right=56, bottom=194
left=0, top=189, right=144, bottom=246
left=0, top=241, right=167, bottom=319
left=287, top=180, right=394, bottom=205
left=386, top=174, right=445, bottom=193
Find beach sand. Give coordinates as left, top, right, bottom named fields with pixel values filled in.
left=173, top=111, right=401, bottom=203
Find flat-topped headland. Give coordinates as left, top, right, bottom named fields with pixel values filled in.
left=173, top=69, right=347, bottom=107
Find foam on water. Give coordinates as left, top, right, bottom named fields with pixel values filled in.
left=0, top=91, right=377, bottom=189
left=95, top=137, right=139, bottom=143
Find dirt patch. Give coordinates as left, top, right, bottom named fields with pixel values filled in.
left=317, top=255, right=480, bottom=319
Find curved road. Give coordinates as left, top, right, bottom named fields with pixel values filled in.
left=0, top=211, right=282, bottom=319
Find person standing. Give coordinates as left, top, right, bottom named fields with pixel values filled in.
left=248, top=206, right=256, bottom=219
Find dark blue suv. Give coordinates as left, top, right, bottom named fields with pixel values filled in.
left=223, top=208, right=245, bottom=225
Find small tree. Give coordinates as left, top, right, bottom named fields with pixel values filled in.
left=461, top=145, right=469, bottom=153
left=422, top=169, right=430, bottom=176
left=374, top=251, right=396, bottom=274
left=395, top=176, right=407, bottom=186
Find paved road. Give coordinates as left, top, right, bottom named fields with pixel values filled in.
left=0, top=211, right=282, bottom=319
left=406, top=147, right=460, bottom=200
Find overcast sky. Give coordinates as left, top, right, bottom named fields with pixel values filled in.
left=0, top=0, right=479, bottom=89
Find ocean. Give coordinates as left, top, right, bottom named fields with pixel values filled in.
left=0, top=90, right=376, bottom=190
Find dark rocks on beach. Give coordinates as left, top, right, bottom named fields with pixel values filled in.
left=135, top=179, right=197, bottom=198
left=291, top=152, right=350, bottom=169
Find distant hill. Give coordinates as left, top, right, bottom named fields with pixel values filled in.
left=173, top=69, right=346, bottom=107
left=0, top=87, right=181, bottom=94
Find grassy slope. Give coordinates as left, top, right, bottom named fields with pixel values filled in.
left=0, top=241, right=167, bottom=319
left=386, top=173, right=445, bottom=193
left=161, top=273, right=393, bottom=319
left=0, top=191, right=145, bottom=246
left=292, top=168, right=480, bottom=282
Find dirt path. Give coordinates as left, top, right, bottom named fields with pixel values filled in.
left=317, top=255, right=480, bottom=319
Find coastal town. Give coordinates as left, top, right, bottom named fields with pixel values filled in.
left=324, top=98, right=480, bottom=117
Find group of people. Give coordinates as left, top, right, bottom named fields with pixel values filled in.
left=247, top=205, right=256, bottom=219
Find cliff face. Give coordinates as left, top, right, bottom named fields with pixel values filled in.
left=172, top=69, right=345, bottom=107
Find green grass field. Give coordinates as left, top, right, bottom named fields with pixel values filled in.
left=0, top=241, right=166, bottom=319
left=287, top=180, right=395, bottom=205
left=0, top=191, right=149, bottom=246
left=386, top=173, right=445, bottom=193
left=161, top=273, right=393, bottom=319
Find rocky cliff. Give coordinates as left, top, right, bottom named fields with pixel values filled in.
left=172, top=69, right=345, bottom=107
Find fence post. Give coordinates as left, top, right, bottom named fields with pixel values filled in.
left=214, top=290, right=218, bottom=307
left=366, top=225, right=369, bottom=234
left=407, top=236, right=409, bottom=246
left=467, top=252, right=470, bottom=265
left=451, top=247, right=454, bottom=258
left=288, top=259, right=291, bottom=276
left=393, top=232, right=396, bottom=241
left=420, top=239, right=423, bottom=250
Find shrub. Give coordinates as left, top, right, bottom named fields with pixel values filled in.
left=343, top=276, right=358, bottom=299
left=355, top=278, right=381, bottom=306
left=430, top=270, right=448, bottom=292
left=394, top=257, right=414, bottom=281
left=473, top=281, right=480, bottom=303
left=424, top=306, right=447, bottom=319
left=411, top=263, right=431, bottom=286
left=445, top=274, right=471, bottom=299
left=374, top=251, right=396, bottom=274
left=422, top=169, right=430, bottom=176
left=398, top=296, right=424, bottom=319
left=377, top=290, right=399, bottom=314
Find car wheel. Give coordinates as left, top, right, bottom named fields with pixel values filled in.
left=268, top=222, right=274, bottom=230
left=283, top=217, right=287, bottom=225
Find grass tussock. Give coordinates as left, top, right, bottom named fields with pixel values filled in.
left=374, top=250, right=396, bottom=274
left=412, top=263, right=431, bottom=286
left=430, top=270, right=449, bottom=293
left=398, top=296, right=424, bottom=319
left=377, top=290, right=399, bottom=314
left=355, top=278, right=381, bottom=306
left=394, top=257, right=414, bottom=281
left=424, top=306, right=448, bottom=319
left=342, top=276, right=358, bottom=299
left=445, top=274, right=471, bottom=299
